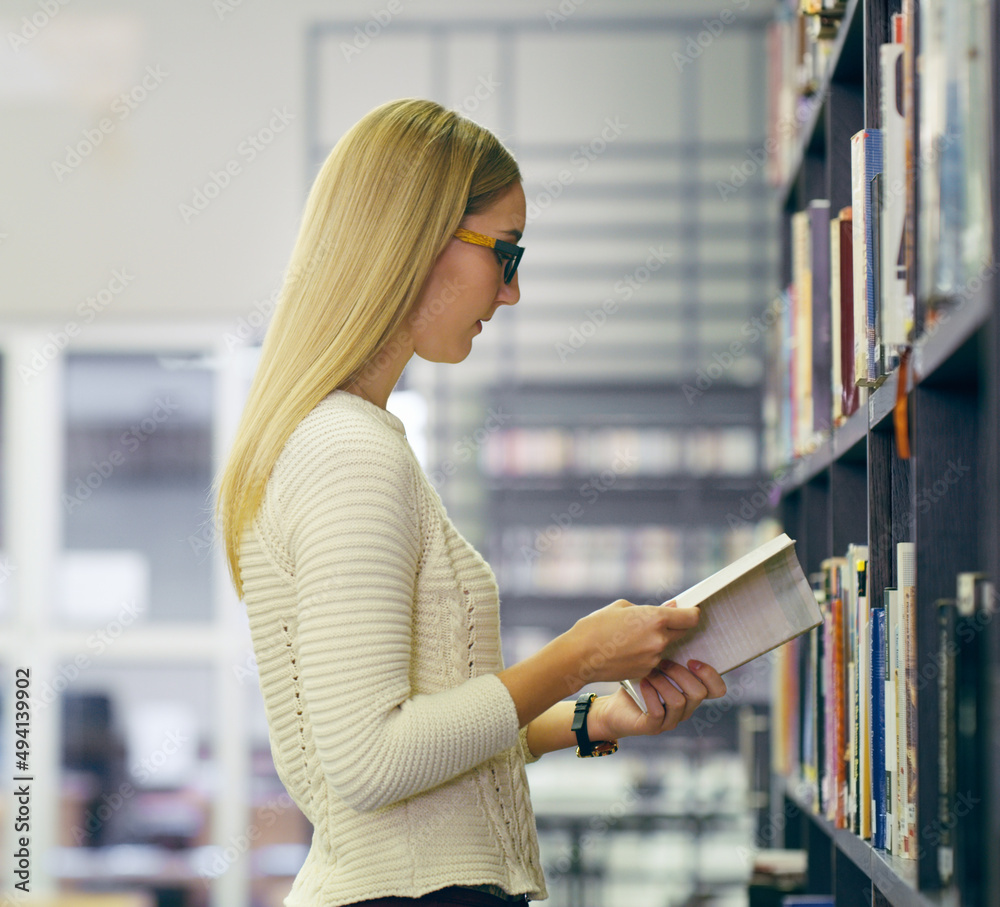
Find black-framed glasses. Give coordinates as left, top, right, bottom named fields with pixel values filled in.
left=453, top=227, right=524, bottom=284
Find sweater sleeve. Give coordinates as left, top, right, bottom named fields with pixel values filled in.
left=277, top=416, right=521, bottom=813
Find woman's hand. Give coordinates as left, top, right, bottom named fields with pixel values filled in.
left=565, top=599, right=700, bottom=690
left=586, top=659, right=727, bottom=741
left=499, top=597, right=709, bottom=740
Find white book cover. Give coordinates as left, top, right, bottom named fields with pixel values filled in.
left=885, top=587, right=898, bottom=853
left=851, top=131, right=868, bottom=387
left=880, top=42, right=909, bottom=353
left=621, top=533, right=821, bottom=713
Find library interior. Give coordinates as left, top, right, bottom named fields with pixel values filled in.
left=1, top=0, right=997, bottom=906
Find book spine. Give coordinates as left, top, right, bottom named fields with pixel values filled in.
left=902, top=583, right=918, bottom=856
left=832, top=593, right=846, bottom=827
left=880, top=41, right=909, bottom=359
left=848, top=657, right=858, bottom=830
left=809, top=200, right=832, bottom=440
left=801, top=624, right=816, bottom=798
left=870, top=172, right=884, bottom=382
left=898, top=541, right=917, bottom=858
left=792, top=210, right=813, bottom=455
left=884, top=587, right=897, bottom=852
left=953, top=574, right=994, bottom=905
left=830, top=212, right=843, bottom=428
left=822, top=604, right=834, bottom=818
left=871, top=606, right=887, bottom=849
left=858, top=603, right=870, bottom=837
left=817, top=582, right=826, bottom=812
left=856, top=554, right=871, bottom=839
left=843, top=552, right=860, bottom=834
left=901, top=0, right=917, bottom=331
left=937, top=597, right=956, bottom=883
left=864, top=129, right=884, bottom=384
left=838, top=211, right=859, bottom=417
left=851, top=131, right=868, bottom=388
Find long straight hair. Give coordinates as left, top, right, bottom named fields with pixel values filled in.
left=216, top=98, right=520, bottom=598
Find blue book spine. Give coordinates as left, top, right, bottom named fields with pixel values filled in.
left=871, top=606, right=887, bottom=848
left=863, top=129, right=884, bottom=382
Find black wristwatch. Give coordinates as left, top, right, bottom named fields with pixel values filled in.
left=571, top=692, right=619, bottom=758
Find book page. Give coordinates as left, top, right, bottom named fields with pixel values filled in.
left=673, top=532, right=795, bottom=609
left=622, top=537, right=820, bottom=713
left=664, top=546, right=819, bottom=673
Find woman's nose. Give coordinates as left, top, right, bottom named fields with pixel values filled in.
left=496, top=271, right=520, bottom=306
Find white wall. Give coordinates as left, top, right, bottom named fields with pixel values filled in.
left=1, top=0, right=774, bottom=328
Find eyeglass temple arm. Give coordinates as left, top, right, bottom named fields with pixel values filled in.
left=454, top=227, right=496, bottom=249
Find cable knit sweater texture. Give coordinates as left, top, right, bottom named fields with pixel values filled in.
left=239, top=390, right=547, bottom=905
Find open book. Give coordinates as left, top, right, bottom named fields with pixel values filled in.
left=621, top=533, right=820, bottom=713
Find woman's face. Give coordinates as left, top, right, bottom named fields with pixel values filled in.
left=407, top=181, right=526, bottom=363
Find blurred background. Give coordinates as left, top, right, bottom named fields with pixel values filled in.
left=0, top=0, right=783, bottom=904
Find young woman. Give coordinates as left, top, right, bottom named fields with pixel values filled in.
left=216, top=98, right=726, bottom=906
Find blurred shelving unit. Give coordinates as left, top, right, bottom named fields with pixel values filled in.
left=526, top=747, right=756, bottom=907
left=483, top=381, right=768, bottom=633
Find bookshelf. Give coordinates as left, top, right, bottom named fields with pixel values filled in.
left=765, top=1, right=999, bottom=906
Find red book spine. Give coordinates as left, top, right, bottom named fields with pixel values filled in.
left=838, top=208, right=859, bottom=417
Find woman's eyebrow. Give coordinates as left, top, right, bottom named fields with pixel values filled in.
left=500, top=228, right=523, bottom=242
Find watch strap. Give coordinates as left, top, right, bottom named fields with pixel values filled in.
left=571, top=692, right=618, bottom=757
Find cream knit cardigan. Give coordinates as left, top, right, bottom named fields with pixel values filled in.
left=239, top=390, right=547, bottom=904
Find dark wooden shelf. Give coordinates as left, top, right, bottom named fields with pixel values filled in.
left=780, top=777, right=961, bottom=907
left=775, top=279, right=993, bottom=488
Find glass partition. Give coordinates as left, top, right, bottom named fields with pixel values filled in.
left=62, top=353, right=215, bottom=625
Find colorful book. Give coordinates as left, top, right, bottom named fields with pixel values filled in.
left=791, top=209, right=814, bottom=455
left=850, top=128, right=884, bottom=386
left=831, top=207, right=859, bottom=424
left=884, top=586, right=897, bottom=852
left=850, top=131, right=867, bottom=388
left=855, top=554, right=871, bottom=839
left=843, top=546, right=868, bottom=836
left=898, top=542, right=917, bottom=858
left=831, top=590, right=846, bottom=827
left=809, top=200, right=832, bottom=438
left=871, top=606, right=887, bottom=849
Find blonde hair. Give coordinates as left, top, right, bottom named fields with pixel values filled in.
left=216, top=98, right=520, bottom=597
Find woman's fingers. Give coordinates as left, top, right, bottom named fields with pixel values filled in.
left=684, top=659, right=727, bottom=699
left=638, top=676, right=684, bottom=729
left=640, top=659, right=727, bottom=730
left=658, top=603, right=700, bottom=631
left=655, top=661, right=707, bottom=724
left=639, top=670, right=693, bottom=730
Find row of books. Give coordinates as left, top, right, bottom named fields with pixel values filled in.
left=491, top=524, right=759, bottom=598
left=772, top=546, right=994, bottom=896
left=770, top=17, right=913, bottom=460
left=766, top=0, right=849, bottom=189
left=765, top=2, right=993, bottom=465
left=919, top=0, right=993, bottom=313
left=480, top=426, right=759, bottom=478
